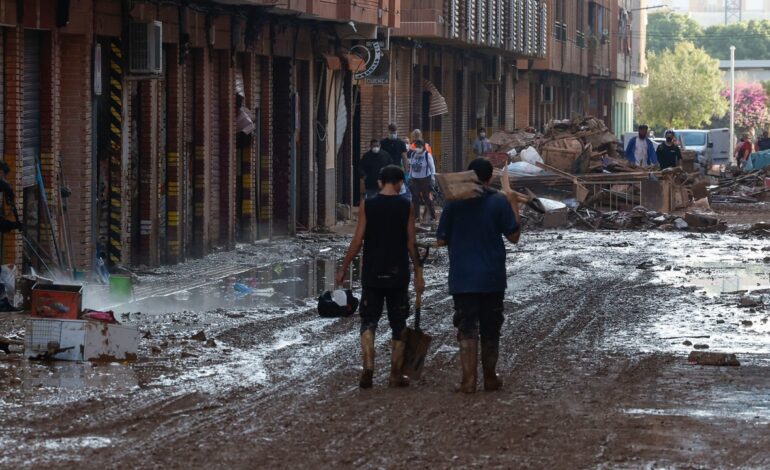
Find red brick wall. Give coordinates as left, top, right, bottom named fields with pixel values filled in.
left=514, top=75, right=530, bottom=129
left=2, top=26, right=22, bottom=266
left=59, top=33, right=93, bottom=270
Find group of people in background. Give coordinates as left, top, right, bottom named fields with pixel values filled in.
left=360, top=126, right=495, bottom=218
left=359, top=124, right=449, bottom=224
left=626, top=124, right=770, bottom=170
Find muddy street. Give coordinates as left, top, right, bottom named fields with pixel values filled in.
left=1, top=231, right=770, bottom=468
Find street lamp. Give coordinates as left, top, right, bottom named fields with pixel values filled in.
left=730, top=45, right=735, bottom=165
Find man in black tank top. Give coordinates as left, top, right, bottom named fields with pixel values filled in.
left=337, top=165, right=425, bottom=389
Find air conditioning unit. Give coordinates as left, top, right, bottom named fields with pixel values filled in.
left=129, top=20, right=163, bottom=75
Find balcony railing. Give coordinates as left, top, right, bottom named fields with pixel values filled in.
left=400, top=0, right=546, bottom=58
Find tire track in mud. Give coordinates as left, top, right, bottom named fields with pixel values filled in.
left=6, top=234, right=755, bottom=468
left=109, top=251, right=664, bottom=468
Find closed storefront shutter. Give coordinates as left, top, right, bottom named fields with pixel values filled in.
left=23, top=31, right=41, bottom=188
left=0, top=31, right=5, bottom=160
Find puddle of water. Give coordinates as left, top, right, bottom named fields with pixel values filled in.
left=624, top=405, right=770, bottom=424
left=108, top=256, right=361, bottom=314
left=657, top=262, right=770, bottom=295
left=20, top=361, right=138, bottom=391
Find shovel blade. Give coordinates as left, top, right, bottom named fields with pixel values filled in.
left=402, top=326, right=432, bottom=380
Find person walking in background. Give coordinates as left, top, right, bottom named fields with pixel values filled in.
left=735, top=133, right=753, bottom=168
left=410, top=129, right=433, bottom=155
left=473, top=127, right=492, bottom=157
left=380, top=123, right=408, bottom=169
left=655, top=130, right=682, bottom=170
left=408, top=140, right=436, bottom=224
left=359, top=139, right=392, bottom=200
left=624, top=124, right=658, bottom=167
left=336, top=165, right=425, bottom=389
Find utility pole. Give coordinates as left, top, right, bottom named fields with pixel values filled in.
left=729, top=45, right=736, bottom=165
left=725, top=0, right=741, bottom=25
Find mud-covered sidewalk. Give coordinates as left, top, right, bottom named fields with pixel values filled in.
left=1, top=229, right=769, bottom=468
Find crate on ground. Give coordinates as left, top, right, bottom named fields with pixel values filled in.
left=24, top=318, right=138, bottom=362
left=31, top=283, right=83, bottom=319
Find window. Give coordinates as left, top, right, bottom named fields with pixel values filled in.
left=576, top=0, right=585, bottom=47
left=554, top=0, right=566, bottom=42
left=679, top=132, right=707, bottom=146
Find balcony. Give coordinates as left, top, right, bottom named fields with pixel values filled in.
left=214, top=0, right=398, bottom=27
left=395, top=0, right=547, bottom=58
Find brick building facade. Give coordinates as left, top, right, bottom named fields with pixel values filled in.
left=530, top=0, right=647, bottom=135
left=0, top=0, right=640, bottom=273
left=0, top=0, right=397, bottom=273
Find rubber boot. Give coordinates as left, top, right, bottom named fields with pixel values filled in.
left=481, top=339, right=502, bottom=391
left=456, top=339, right=478, bottom=393
left=388, top=339, right=410, bottom=387
left=359, top=330, right=375, bottom=389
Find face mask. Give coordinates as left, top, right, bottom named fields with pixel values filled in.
left=479, top=133, right=486, bottom=138
left=389, top=133, right=397, bottom=139
left=371, top=146, right=380, bottom=153
left=665, top=136, right=673, bottom=143
left=415, top=148, right=425, bottom=155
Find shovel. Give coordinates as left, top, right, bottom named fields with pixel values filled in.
left=403, top=245, right=432, bottom=380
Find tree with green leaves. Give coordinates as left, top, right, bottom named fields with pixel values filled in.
left=700, top=20, right=770, bottom=60
left=638, top=42, right=728, bottom=129
left=646, top=12, right=702, bottom=55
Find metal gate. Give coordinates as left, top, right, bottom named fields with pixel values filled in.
left=23, top=30, right=41, bottom=189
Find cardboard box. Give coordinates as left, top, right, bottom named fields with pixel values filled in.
left=31, top=284, right=83, bottom=319
left=24, top=318, right=138, bottom=362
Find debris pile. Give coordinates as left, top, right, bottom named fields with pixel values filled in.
left=488, top=128, right=539, bottom=152
left=489, top=115, right=627, bottom=175
left=519, top=201, right=730, bottom=233
left=708, top=168, right=769, bottom=204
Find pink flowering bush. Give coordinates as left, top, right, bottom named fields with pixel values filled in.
left=722, top=83, right=769, bottom=130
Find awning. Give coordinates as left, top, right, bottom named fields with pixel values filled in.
left=323, top=54, right=343, bottom=70
left=423, top=80, right=448, bottom=117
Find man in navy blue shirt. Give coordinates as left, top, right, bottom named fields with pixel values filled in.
left=436, top=158, right=520, bottom=393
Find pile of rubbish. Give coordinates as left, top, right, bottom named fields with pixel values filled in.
left=520, top=202, right=728, bottom=233
left=708, top=169, right=769, bottom=204
left=489, top=115, right=627, bottom=175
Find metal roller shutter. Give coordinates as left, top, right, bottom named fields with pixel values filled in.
left=23, top=31, right=41, bottom=188
left=0, top=31, right=5, bottom=160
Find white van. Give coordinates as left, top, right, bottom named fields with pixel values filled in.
left=673, top=129, right=732, bottom=170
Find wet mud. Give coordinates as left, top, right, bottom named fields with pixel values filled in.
left=1, top=231, right=769, bottom=468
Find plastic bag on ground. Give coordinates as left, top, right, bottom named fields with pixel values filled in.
left=537, top=198, right=568, bottom=212
left=507, top=161, right=544, bottom=177
left=520, top=146, right=543, bottom=165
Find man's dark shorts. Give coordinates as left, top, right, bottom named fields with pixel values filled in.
left=360, top=287, right=410, bottom=340
left=452, top=292, right=505, bottom=341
